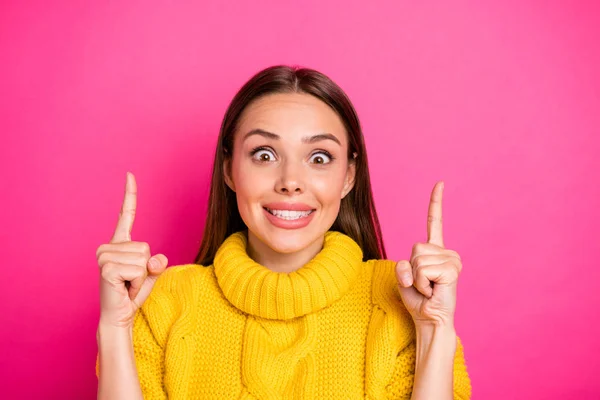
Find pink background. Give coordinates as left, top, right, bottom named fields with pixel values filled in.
left=1, top=1, right=599, bottom=398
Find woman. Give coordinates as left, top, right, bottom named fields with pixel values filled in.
left=96, top=65, right=472, bottom=399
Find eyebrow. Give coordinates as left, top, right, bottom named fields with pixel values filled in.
left=242, top=128, right=342, bottom=146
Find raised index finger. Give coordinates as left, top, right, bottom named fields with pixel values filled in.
left=111, top=172, right=137, bottom=243
left=427, top=181, right=444, bottom=248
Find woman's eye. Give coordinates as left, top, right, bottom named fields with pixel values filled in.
left=309, top=152, right=332, bottom=165
left=252, top=148, right=275, bottom=162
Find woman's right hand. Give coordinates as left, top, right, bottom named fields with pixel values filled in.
left=96, top=172, right=168, bottom=329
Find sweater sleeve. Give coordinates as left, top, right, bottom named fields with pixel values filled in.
left=95, top=266, right=182, bottom=400
left=384, top=335, right=472, bottom=399
left=131, top=307, right=169, bottom=399
left=366, top=259, right=472, bottom=399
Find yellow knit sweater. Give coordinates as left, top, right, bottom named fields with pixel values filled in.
left=96, top=231, right=472, bottom=399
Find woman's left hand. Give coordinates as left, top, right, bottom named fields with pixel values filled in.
left=395, top=181, right=463, bottom=328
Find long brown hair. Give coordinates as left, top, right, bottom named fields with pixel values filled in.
left=194, top=65, right=387, bottom=265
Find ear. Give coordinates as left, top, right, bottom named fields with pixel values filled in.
left=341, top=159, right=356, bottom=199
left=223, top=157, right=236, bottom=192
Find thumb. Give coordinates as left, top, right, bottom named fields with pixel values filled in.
left=147, top=254, right=168, bottom=276
left=133, top=254, right=169, bottom=307
left=395, top=260, right=422, bottom=312
left=395, top=260, right=413, bottom=287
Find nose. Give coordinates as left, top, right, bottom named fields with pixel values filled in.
left=275, top=161, right=304, bottom=195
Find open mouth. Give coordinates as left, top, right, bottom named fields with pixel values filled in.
left=263, top=207, right=316, bottom=220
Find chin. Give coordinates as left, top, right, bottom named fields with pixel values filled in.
left=241, top=206, right=337, bottom=254
left=267, top=242, right=304, bottom=254
left=261, top=228, right=318, bottom=254
left=247, top=218, right=331, bottom=255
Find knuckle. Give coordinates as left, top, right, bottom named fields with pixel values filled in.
left=412, top=242, right=428, bottom=254
left=412, top=256, right=424, bottom=270
left=97, top=252, right=108, bottom=266
left=443, top=263, right=459, bottom=279
left=134, top=263, right=145, bottom=273
left=139, top=242, right=151, bottom=255
left=455, top=261, right=463, bottom=273
left=95, top=244, right=105, bottom=259
left=100, top=263, right=115, bottom=279
left=412, top=264, right=423, bottom=277
left=456, top=261, right=463, bottom=271
left=445, top=258, right=461, bottom=272
left=138, top=254, right=149, bottom=266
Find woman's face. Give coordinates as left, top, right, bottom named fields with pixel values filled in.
left=224, top=92, right=356, bottom=254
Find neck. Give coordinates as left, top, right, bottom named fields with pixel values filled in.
left=245, top=230, right=324, bottom=273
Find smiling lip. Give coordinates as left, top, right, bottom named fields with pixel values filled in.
left=262, top=202, right=317, bottom=230
left=263, top=202, right=315, bottom=211
left=263, top=207, right=316, bottom=229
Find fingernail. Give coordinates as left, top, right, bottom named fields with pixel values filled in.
left=400, top=275, right=411, bottom=287
left=149, top=258, right=158, bottom=269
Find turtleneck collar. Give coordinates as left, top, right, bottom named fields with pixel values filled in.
left=213, top=230, right=363, bottom=320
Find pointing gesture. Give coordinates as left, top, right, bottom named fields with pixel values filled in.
left=96, top=172, right=169, bottom=329
left=111, top=172, right=137, bottom=244
left=395, top=182, right=463, bottom=328
left=427, top=182, right=444, bottom=248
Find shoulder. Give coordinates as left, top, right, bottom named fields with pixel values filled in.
left=365, top=259, right=398, bottom=280
left=154, top=263, right=216, bottom=291
left=139, top=264, right=220, bottom=327
left=143, top=263, right=219, bottom=311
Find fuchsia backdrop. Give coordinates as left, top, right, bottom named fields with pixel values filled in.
left=1, top=1, right=599, bottom=398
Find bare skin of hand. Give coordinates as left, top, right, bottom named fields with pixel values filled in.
left=395, top=182, right=463, bottom=328
left=96, top=172, right=169, bottom=329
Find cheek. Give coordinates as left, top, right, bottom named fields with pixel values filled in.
left=231, top=162, right=266, bottom=227
left=310, top=168, right=347, bottom=205
left=232, top=160, right=270, bottom=201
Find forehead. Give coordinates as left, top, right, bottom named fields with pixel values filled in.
left=236, top=93, right=347, bottom=142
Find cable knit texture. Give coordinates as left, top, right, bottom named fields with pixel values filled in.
left=96, top=230, right=472, bottom=399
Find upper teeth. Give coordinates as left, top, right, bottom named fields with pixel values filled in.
left=266, top=208, right=313, bottom=220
